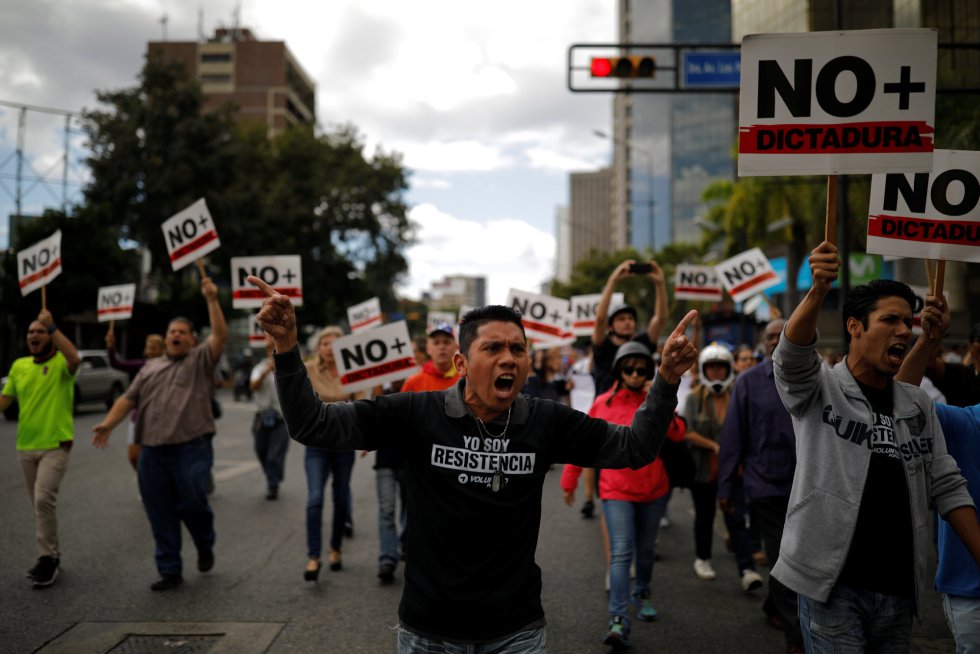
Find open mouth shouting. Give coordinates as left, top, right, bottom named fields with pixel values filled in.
left=494, top=373, right=516, bottom=397
left=886, top=343, right=908, bottom=367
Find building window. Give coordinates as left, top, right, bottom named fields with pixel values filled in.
left=201, top=53, right=232, bottom=63
left=200, top=74, right=231, bottom=84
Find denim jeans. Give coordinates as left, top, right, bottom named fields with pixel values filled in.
left=722, top=480, right=757, bottom=574
left=377, top=466, right=408, bottom=566
left=396, top=625, right=547, bottom=653
left=252, top=413, right=289, bottom=490
left=799, top=584, right=914, bottom=653
left=138, top=437, right=215, bottom=576
left=603, top=495, right=669, bottom=621
left=304, top=447, right=355, bottom=557
left=943, top=594, right=980, bottom=653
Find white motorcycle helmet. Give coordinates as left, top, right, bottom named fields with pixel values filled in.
left=698, top=343, right=735, bottom=396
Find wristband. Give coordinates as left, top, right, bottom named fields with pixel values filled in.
left=46, top=324, right=58, bottom=335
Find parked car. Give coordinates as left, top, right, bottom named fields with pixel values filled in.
left=2, top=349, right=130, bottom=420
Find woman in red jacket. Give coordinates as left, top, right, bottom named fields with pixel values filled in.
left=562, top=341, right=686, bottom=650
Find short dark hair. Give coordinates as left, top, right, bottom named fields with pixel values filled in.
left=168, top=316, right=194, bottom=330
left=458, top=306, right=525, bottom=357
left=842, top=280, right=916, bottom=344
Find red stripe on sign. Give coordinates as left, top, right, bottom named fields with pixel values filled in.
left=351, top=315, right=382, bottom=330
left=571, top=320, right=595, bottom=329
left=168, top=231, right=218, bottom=263
left=738, top=121, right=934, bottom=155
left=675, top=286, right=722, bottom=296
left=729, top=271, right=778, bottom=297
left=233, top=287, right=302, bottom=299
left=868, top=214, right=980, bottom=246
left=522, top=319, right=564, bottom=337
left=341, top=357, right=416, bottom=385
left=18, top=258, right=61, bottom=288
left=97, top=306, right=133, bottom=316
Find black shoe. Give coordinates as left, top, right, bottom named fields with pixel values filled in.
left=30, top=556, right=59, bottom=588
left=266, top=487, right=278, bottom=500
left=151, top=574, right=183, bottom=591
left=197, top=550, right=214, bottom=573
left=581, top=500, right=595, bottom=519
left=378, top=562, right=396, bottom=584
left=304, top=559, right=321, bottom=582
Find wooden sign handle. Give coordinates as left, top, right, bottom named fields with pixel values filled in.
left=924, top=259, right=935, bottom=293
left=934, top=260, right=945, bottom=299
left=41, top=285, right=47, bottom=311
left=196, top=259, right=207, bottom=279
left=824, top=175, right=839, bottom=245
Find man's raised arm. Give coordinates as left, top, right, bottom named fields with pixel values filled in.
left=896, top=294, right=949, bottom=386
left=593, top=260, right=633, bottom=346
left=784, top=241, right=839, bottom=347
left=645, top=261, right=669, bottom=345
left=202, top=274, right=227, bottom=362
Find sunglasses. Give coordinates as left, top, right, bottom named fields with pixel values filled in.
left=621, top=366, right=650, bottom=377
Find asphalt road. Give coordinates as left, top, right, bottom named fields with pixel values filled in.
left=0, top=389, right=954, bottom=653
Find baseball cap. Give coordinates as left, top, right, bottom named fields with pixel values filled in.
left=428, top=323, right=455, bottom=338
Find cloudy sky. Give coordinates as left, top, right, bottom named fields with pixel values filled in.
left=0, top=0, right=617, bottom=304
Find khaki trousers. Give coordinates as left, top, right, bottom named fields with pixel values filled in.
left=18, top=447, right=70, bottom=558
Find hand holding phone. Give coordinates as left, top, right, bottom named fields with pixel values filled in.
left=629, top=262, right=653, bottom=275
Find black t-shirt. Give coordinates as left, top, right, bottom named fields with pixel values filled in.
left=838, top=380, right=915, bottom=598
left=593, top=332, right=654, bottom=395
left=936, top=362, right=980, bottom=408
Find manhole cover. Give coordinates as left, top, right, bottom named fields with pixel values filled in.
left=107, top=634, right=222, bottom=654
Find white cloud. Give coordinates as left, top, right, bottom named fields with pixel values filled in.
left=400, top=203, right=555, bottom=305
left=411, top=177, right=451, bottom=190
left=402, top=140, right=514, bottom=173
left=525, top=147, right=601, bottom=173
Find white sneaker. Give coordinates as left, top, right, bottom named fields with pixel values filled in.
left=693, top=558, right=716, bottom=580
left=741, top=569, right=764, bottom=592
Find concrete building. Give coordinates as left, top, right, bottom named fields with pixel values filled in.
left=148, top=27, right=316, bottom=137
left=422, top=275, right=487, bottom=311
left=556, top=168, right=614, bottom=283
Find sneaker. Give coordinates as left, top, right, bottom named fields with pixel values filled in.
left=150, top=574, right=183, bottom=591
left=741, top=569, right=764, bottom=592
left=581, top=499, right=595, bottom=519
left=378, top=562, right=396, bottom=584
left=30, top=556, right=59, bottom=588
left=604, top=616, right=631, bottom=650
left=632, top=591, right=658, bottom=622
left=693, top=558, right=716, bottom=580
left=198, top=549, right=215, bottom=573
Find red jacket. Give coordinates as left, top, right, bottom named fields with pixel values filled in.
left=561, top=385, right=685, bottom=503
left=401, top=361, right=459, bottom=392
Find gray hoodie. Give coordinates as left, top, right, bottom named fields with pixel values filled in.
left=771, top=330, right=973, bottom=607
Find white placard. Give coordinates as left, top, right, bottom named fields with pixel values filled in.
left=248, top=313, right=268, bottom=345
left=715, top=248, right=781, bottom=303
left=161, top=198, right=221, bottom=271
left=97, top=283, right=136, bottom=322
left=867, top=149, right=980, bottom=263
left=506, top=289, right=575, bottom=347
left=17, top=230, right=62, bottom=297
left=426, top=311, right=457, bottom=336
left=347, top=297, right=383, bottom=333
left=674, top=265, right=723, bottom=302
left=738, top=29, right=936, bottom=176
left=231, top=255, right=304, bottom=309
left=569, top=293, right=624, bottom=336
left=334, top=320, right=419, bottom=393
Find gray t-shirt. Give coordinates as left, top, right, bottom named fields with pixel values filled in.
left=250, top=359, right=281, bottom=414
left=124, top=343, right=215, bottom=446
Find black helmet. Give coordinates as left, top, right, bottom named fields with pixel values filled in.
left=613, top=341, right=654, bottom=378
left=607, top=303, right=638, bottom=326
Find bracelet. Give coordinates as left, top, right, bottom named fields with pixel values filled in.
left=46, top=324, right=58, bottom=335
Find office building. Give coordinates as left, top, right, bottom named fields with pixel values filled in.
left=422, top=275, right=487, bottom=310
left=557, top=168, right=614, bottom=283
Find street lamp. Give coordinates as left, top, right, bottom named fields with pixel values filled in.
left=594, top=129, right=656, bottom=252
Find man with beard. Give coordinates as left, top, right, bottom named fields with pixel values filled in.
left=0, top=309, right=81, bottom=588
left=92, top=273, right=226, bottom=591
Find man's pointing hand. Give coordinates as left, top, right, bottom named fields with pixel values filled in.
left=247, top=275, right=298, bottom=353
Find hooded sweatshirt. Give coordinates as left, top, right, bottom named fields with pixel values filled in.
left=402, top=360, right=459, bottom=392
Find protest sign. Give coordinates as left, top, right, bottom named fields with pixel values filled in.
left=715, top=248, right=780, bottom=303
left=506, top=289, right=575, bottom=347
left=347, top=297, right=383, bottom=333
left=334, top=320, right=419, bottom=393
left=162, top=198, right=221, bottom=271
left=97, top=283, right=136, bottom=322
left=674, top=265, right=723, bottom=302
left=867, top=149, right=980, bottom=263
left=738, top=29, right=936, bottom=176
left=249, top=313, right=267, bottom=345
left=18, top=230, right=62, bottom=297
left=569, top=293, right=624, bottom=336
left=231, top=255, right=304, bottom=309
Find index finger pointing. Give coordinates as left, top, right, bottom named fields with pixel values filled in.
left=246, top=275, right=278, bottom=297
left=670, top=310, right=698, bottom=339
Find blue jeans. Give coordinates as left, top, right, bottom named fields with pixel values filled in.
left=799, top=584, right=914, bottom=653
left=396, top=625, right=547, bottom=653
left=943, top=594, right=980, bottom=653
left=304, top=447, right=354, bottom=557
left=603, top=495, right=669, bottom=622
left=377, top=466, right=408, bottom=566
left=138, top=437, right=215, bottom=576
left=252, top=412, right=289, bottom=490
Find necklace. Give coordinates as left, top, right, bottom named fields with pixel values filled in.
left=474, top=406, right=512, bottom=439
left=473, top=406, right=512, bottom=493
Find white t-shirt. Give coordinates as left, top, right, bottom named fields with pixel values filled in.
left=251, top=359, right=281, bottom=414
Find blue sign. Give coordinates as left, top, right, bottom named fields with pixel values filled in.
left=682, top=52, right=740, bottom=88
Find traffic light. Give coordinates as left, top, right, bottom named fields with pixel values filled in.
left=590, top=56, right=656, bottom=79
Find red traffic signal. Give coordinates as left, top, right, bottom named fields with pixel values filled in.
left=590, top=56, right=656, bottom=79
